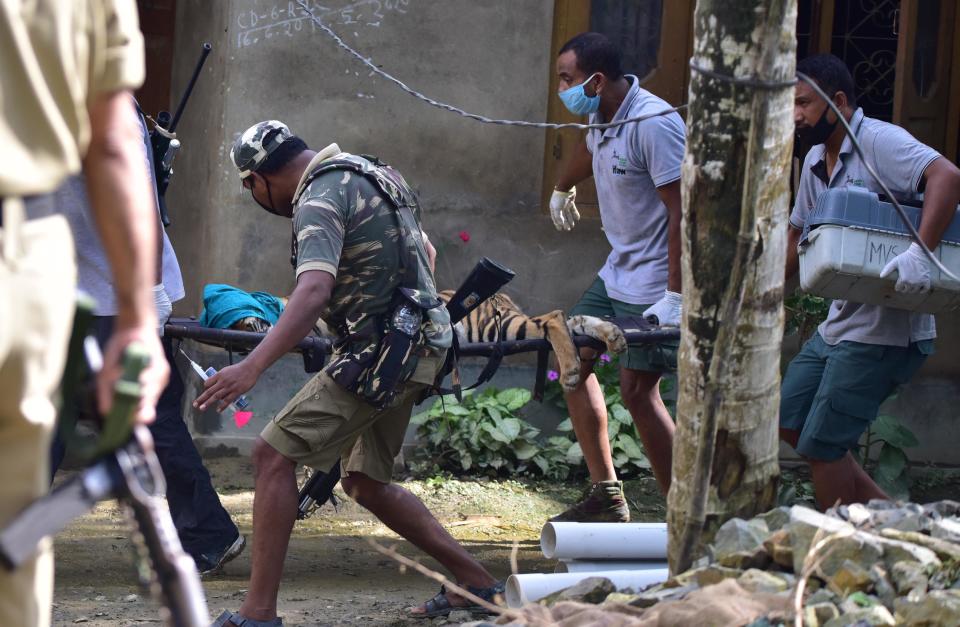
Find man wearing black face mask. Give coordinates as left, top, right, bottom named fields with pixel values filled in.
left=781, top=54, right=960, bottom=510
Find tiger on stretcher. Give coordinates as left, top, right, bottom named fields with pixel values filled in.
left=234, top=292, right=627, bottom=391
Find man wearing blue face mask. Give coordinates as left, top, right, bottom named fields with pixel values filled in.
left=548, top=32, right=685, bottom=521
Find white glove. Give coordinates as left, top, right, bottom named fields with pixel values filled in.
left=550, top=188, right=580, bottom=232
left=153, top=283, right=173, bottom=335
left=643, top=290, right=682, bottom=327
left=879, top=243, right=931, bottom=294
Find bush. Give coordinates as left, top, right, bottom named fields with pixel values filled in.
left=409, top=352, right=672, bottom=480
left=409, top=387, right=577, bottom=480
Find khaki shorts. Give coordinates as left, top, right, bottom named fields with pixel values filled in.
left=1, top=210, right=75, bottom=627
left=261, top=352, right=444, bottom=484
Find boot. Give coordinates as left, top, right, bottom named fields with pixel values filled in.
left=549, top=480, right=629, bottom=523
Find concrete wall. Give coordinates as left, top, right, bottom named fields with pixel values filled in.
left=163, top=0, right=960, bottom=466
left=166, top=0, right=608, bottom=318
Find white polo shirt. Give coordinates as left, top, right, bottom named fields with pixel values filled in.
left=586, top=76, right=686, bottom=305
left=791, top=108, right=941, bottom=346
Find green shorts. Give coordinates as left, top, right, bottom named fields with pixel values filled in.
left=261, top=354, right=444, bottom=484
left=569, top=277, right=678, bottom=373
left=779, top=332, right=932, bottom=461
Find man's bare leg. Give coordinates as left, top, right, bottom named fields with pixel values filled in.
left=232, top=438, right=299, bottom=623
left=563, top=350, right=616, bottom=483
left=340, top=472, right=497, bottom=613
left=620, top=368, right=675, bottom=493
left=810, top=453, right=888, bottom=510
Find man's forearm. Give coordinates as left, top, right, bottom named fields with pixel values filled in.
left=657, top=181, right=683, bottom=292
left=244, top=273, right=332, bottom=375
left=918, top=159, right=960, bottom=249
left=785, top=226, right=802, bottom=281
left=556, top=138, right=593, bottom=191
left=84, top=91, right=157, bottom=326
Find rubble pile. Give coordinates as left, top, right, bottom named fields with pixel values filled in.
left=464, top=500, right=960, bottom=626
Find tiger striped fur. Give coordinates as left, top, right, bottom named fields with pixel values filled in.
left=234, top=293, right=627, bottom=392
left=438, top=290, right=627, bottom=392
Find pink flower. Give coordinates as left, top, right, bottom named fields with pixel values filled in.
left=547, top=370, right=559, bottom=381
left=458, top=230, right=470, bottom=242
left=600, top=354, right=611, bottom=363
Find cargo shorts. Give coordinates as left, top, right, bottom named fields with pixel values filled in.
left=779, top=332, right=932, bottom=461
left=569, top=277, right=678, bottom=372
left=261, top=352, right=444, bottom=484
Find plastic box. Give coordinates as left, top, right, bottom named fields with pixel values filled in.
left=799, top=187, right=960, bottom=313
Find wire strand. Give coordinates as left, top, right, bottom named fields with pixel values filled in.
left=293, top=0, right=686, bottom=130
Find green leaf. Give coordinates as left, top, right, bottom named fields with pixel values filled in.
left=607, top=421, right=620, bottom=439
left=613, top=453, right=629, bottom=467
left=481, top=423, right=512, bottom=444
left=514, top=441, right=539, bottom=460
left=460, top=453, right=473, bottom=471
left=555, top=418, right=573, bottom=432
left=500, top=418, right=522, bottom=441
left=871, top=414, right=919, bottom=448
left=565, top=442, right=583, bottom=463
left=875, top=443, right=908, bottom=483
left=610, top=404, right=632, bottom=424
left=485, top=405, right=503, bottom=423
left=496, top=388, right=531, bottom=410
left=532, top=455, right=550, bottom=475
left=445, top=405, right=472, bottom=416
left=616, top=433, right=646, bottom=460
left=410, top=411, right=429, bottom=425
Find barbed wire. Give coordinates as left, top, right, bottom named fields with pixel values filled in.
left=293, top=0, right=686, bottom=131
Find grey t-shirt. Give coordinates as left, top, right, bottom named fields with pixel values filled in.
left=586, top=76, right=685, bottom=304
left=57, top=104, right=184, bottom=315
left=791, top=108, right=940, bottom=346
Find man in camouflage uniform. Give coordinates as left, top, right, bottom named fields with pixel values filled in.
left=197, top=121, right=502, bottom=626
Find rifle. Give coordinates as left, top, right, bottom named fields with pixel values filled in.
left=150, top=42, right=212, bottom=227
left=296, top=460, right=342, bottom=520
left=0, top=326, right=209, bottom=626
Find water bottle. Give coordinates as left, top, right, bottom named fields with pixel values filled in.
left=203, top=367, right=251, bottom=410
left=391, top=302, right=421, bottom=337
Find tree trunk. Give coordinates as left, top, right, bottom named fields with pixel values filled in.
left=667, top=0, right=798, bottom=573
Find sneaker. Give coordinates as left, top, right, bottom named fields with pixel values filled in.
left=549, top=480, right=630, bottom=523
left=195, top=533, right=246, bottom=578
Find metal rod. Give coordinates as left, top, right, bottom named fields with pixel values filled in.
left=169, top=43, right=212, bottom=133
left=163, top=319, right=678, bottom=357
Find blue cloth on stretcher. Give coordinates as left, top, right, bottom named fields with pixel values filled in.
left=198, top=283, right=284, bottom=329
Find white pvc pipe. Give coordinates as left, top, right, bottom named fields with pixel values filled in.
left=540, top=522, right=668, bottom=560
left=555, top=560, right=668, bottom=573
left=505, top=569, right=669, bottom=608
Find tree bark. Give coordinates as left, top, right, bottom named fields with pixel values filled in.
left=667, top=0, right=797, bottom=573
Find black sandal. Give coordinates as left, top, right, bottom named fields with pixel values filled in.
left=409, top=581, right=506, bottom=618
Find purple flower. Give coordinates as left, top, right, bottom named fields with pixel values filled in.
left=547, top=370, right=559, bottom=381
left=600, top=354, right=611, bottom=363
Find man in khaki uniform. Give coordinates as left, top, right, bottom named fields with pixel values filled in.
left=0, top=2, right=168, bottom=624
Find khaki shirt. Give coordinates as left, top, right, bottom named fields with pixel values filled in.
left=0, top=0, right=144, bottom=196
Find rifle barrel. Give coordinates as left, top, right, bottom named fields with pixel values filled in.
left=169, top=43, right=212, bottom=133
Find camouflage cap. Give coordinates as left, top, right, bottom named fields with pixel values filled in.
left=231, top=120, right=294, bottom=179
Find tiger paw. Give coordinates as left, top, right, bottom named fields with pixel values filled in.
left=560, top=364, right=580, bottom=392
left=601, top=324, right=627, bottom=354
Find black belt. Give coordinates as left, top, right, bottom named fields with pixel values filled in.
left=0, top=193, right=57, bottom=227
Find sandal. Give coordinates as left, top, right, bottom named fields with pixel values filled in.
left=211, top=609, right=284, bottom=626
left=409, top=581, right=506, bottom=619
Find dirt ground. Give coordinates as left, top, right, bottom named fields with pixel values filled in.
left=51, top=458, right=665, bottom=626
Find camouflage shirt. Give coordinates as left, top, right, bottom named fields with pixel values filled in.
left=292, top=153, right=452, bottom=365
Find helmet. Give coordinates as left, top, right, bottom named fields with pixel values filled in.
left=230, top=120, right=294, bottom=179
